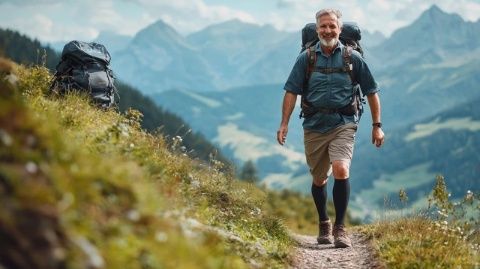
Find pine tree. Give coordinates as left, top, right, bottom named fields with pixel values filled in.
left=239, top=160, right=259, bottom=183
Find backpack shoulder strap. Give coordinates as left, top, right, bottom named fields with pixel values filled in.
left=343, top=45, right=355, bottom=84
left=299, top=46, right=317, bottom=118
left=306, top=46, right=317, bottom=82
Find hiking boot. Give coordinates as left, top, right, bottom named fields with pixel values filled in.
left=333, top=224, right=352, bottom=248
left=317, top=220, right=333, bottom=244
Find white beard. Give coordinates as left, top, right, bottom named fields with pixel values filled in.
left=319, top=37, right=337, bottom=48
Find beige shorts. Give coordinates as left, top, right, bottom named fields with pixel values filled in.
left=304, top=123, right=357, bottom=180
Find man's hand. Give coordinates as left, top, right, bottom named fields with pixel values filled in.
left=372, top=127, right=384, bottom=147
left=277, top=124, right=288, bottom=145
left=277, top=91, right=297, bottom=146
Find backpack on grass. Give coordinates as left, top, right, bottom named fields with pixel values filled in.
left=299, top=22, right=365, bottom=119
left=50, top=41, right=117, bottom=108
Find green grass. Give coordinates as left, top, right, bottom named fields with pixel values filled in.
left=357, top=176, right=479, bottom=269
left=358, top=216, right=479, bottom=269
left=0, top=64, right=297, bottom=268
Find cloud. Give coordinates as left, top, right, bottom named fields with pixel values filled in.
left=265, top=0, right=480, bottom=36
left=122, top=0, right=256, bottom=34
left=0, top=0, right=153, bottom=42
left=0, top=0, right=59, bottom=5
left=276, top=0, right=295, bottom=9
left=1, top=0, right=479, bottom=42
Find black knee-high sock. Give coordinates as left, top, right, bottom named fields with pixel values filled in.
left=333, top=179, right=350, bottom=226
left=311, top=183, right=329, bottom=222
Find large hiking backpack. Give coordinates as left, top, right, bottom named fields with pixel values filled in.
left=50, top=41, right=117, bottom=108
left=299, top=22, right=365, bottom=119
left=300, top=22, right=363, bottom=55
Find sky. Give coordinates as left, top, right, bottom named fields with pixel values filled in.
left=1, top=0, right=480, bottom=43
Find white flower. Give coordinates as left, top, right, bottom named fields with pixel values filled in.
left=25, top=161, right=38, bottom=174
left=155, top=232, right=168, bottom=242
left=126, top=210, right=140, bottom=222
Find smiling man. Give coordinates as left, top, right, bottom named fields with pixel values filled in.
left=277, top=8, right=384, bottom=248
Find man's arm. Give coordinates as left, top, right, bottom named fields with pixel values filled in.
left=366, top=92, right=384, bottom=147
left=277, top=91, right=297, bottom=145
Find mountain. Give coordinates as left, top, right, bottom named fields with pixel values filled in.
left=94, top=30, right=132, bottom=54
left=44, top=31, right=132, bottom=55
left=151, top=5, right=480, bottom=220
left=112, top=20, right=216, bottom=94
left=361, top=30, right=386, bottom=48
left=151, top=84, right=305, bottom=177
left=0, top=28, right=59, bottom=70
left=187, top=19, right=295, bottom=89
left=351, top=95, right=480, bottom=219
left=369, top=5, right=480, bottom=69
left=373, top=56, right=480, bottom=130
left=108, top=18, right=390, bottom=94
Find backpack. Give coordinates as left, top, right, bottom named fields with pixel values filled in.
left=299, top=22, right=365, bottom=119
left=300, top=22, right=363, bottom=56
left=50, top=41, right=117, bottom=108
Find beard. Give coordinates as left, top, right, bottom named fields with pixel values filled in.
left=319, top=37, right=338, bottom=48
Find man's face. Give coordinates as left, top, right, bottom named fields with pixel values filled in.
left=316, top=14, right=340, bottom=48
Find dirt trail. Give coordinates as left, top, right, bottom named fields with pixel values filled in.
left=290, top=232, right=384, bottom=269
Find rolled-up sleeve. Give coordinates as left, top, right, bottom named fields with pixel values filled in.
left=352, top=53, right=378, bottom=96
left=283, top=52, right=307, bottom=95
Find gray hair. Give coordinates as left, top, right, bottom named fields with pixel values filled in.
left=315, top=8, right=343, bottom=29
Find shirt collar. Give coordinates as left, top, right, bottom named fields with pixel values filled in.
left=315, top=40, right=343, bottom=56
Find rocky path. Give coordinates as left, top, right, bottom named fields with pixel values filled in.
left=290, top=232, right=384, bottom=269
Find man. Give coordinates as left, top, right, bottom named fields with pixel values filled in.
left=276, top=9, right=384, bottom=248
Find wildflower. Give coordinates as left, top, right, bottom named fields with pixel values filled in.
left=0, top=129, right=12, bottom=146
left=437, top=210, right=448, bottom=218
left=155, top=232, right=168, bottom=242
left=25, top=161, right=38, bottom=174
left=126, top=210, right=140, bottom=222
left=465, top=190, right=474, bottom=201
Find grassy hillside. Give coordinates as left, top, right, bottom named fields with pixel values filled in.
left=358, top=176, right=479, bottom=268
left=0, top=62, right=291, bottom=268
left=353, top=96, right=480, bottom=211
left=0, top=26, right=231, bottom=166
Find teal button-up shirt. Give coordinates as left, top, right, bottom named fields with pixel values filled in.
left=284, top=42, right=378, bottom=133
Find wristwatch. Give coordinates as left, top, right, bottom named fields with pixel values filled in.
left=372, top=122, right=382, bottom=128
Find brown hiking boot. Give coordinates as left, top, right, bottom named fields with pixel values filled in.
left=317, top=220, right=333, bottom=244
left=333, top=224, right=352, bottom=248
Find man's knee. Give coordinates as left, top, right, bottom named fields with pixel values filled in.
left=313, top=176, right=328, bottom=186
left=332, top=160, right=350, bottom=179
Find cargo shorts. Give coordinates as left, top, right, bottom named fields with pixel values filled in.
left=303, top=123, right=357, bottom=180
